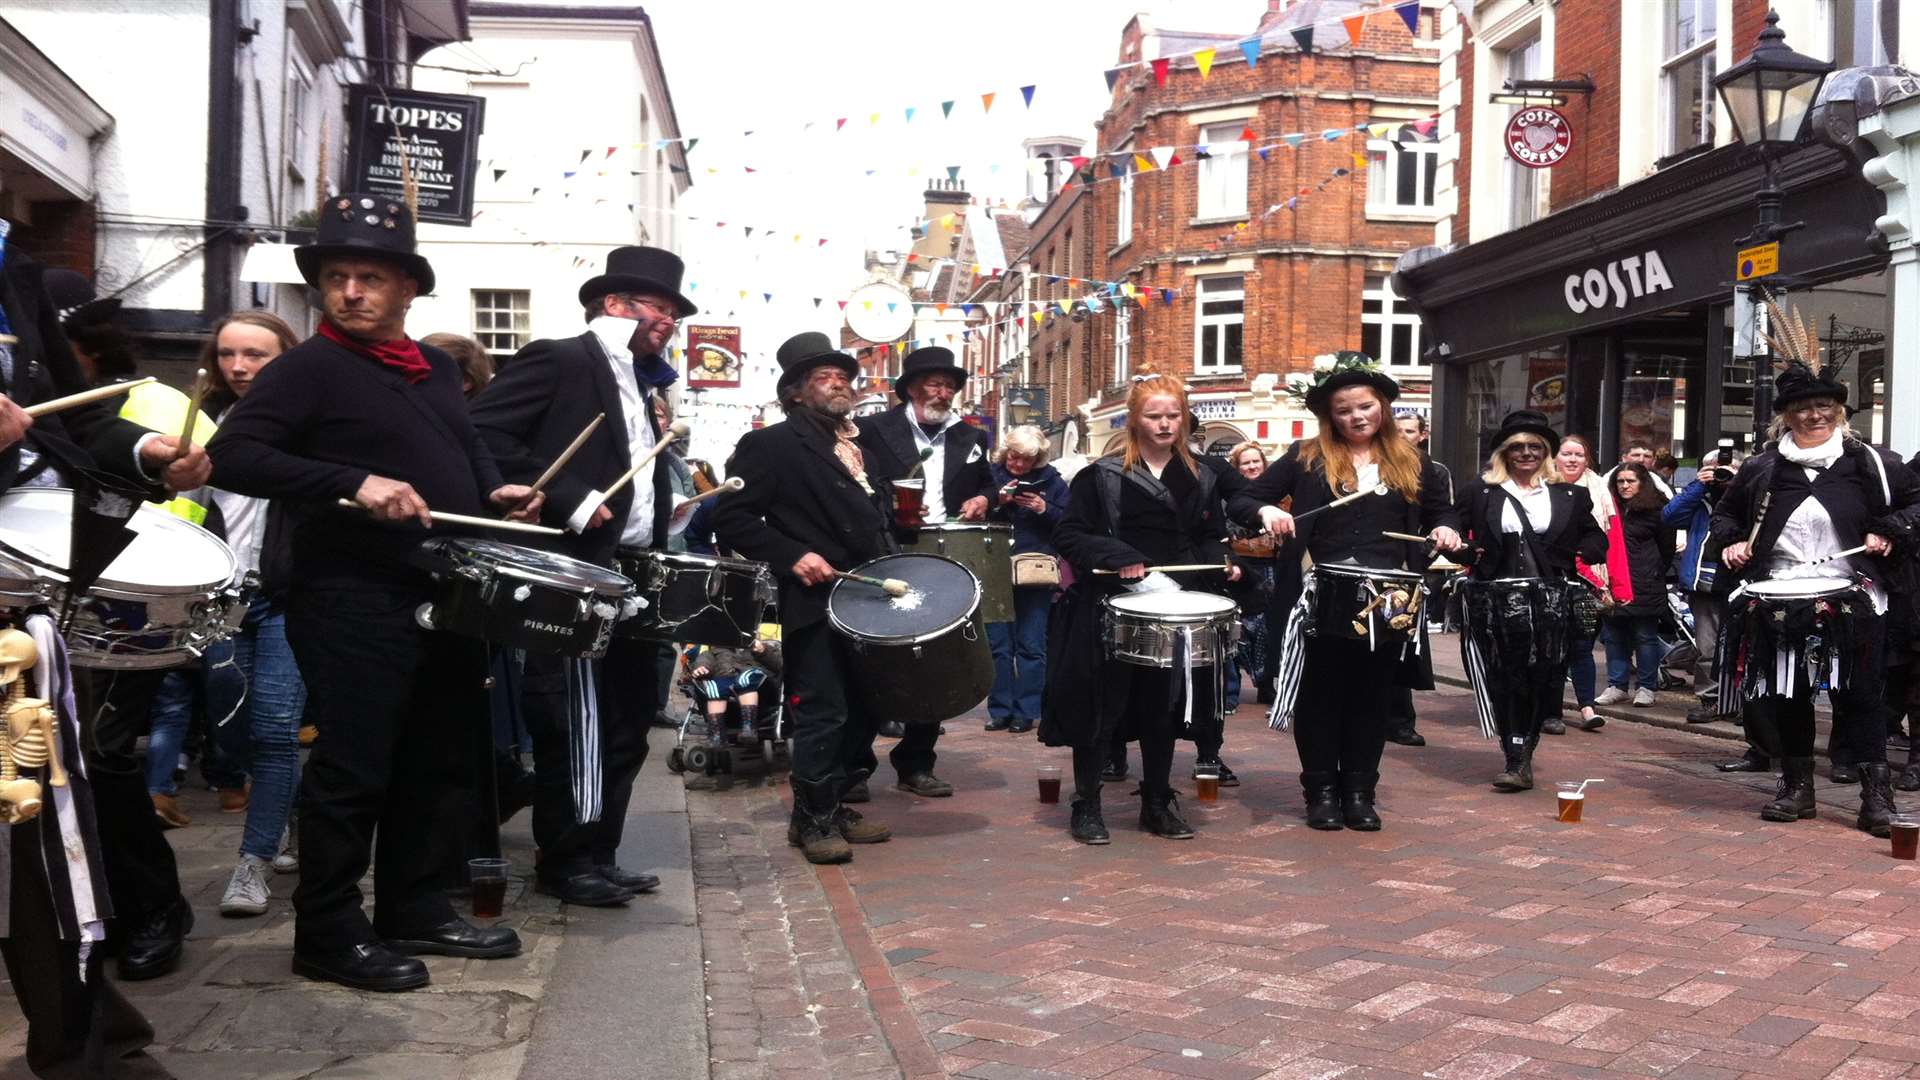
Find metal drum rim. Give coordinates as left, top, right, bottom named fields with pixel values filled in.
left=0, top=488, right=236, bottom=596
left=616, top=547, right=768, bottom=575
left=1314, top=563, right=1427, bottom=584
left=826, top=552, right=982, bottom=645
left=431, top=538, right=635, bottom=597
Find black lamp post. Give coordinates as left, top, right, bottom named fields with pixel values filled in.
left=1710, top=8, right=1833, bottom=442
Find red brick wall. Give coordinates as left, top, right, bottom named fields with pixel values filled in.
left=1545, top=0, right=1622, bottom=211
left=1729, top=0, right=1770, bottom=63
left=12, top=199, right=97, bottom=277
left=1452, top=28, right=1475, bottom=246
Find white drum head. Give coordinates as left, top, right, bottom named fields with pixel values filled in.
left=1108, top=590, right=1237, bottom=617
left=0, top=489, right=233, bottom=592
left=1749, top=576, right=1853, bottom=598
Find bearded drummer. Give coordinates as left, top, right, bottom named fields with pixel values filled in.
left=1242, top=356, right=1461, bottom=832
left=852, top=346, right=995, bottom=798
left=1711, top=348, right=1920, bottom=836
left=712, top=332, right=896, bottom=865
left=1045, top=372, right=1259, bottom=845
left=469, top=247, right=689, bottom=908
left=207, top=195, right=541, bottom=991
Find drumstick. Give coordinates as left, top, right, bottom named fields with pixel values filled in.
left=1290, top=484, right=1390, bottom=524
left=1092, top=561, right=1235, bottom=575
left=174, top=369, right=208, bottom=461
left=21, top=377, right=156, bottom=417
left=522, top=413, right=605, bottom=503
left=602, top=420, right=691, bottom=498
left=675, top=476, right=743, bottom=512
left=333, top=498, right=565, bottom=536
left=1382, top=531, right=1430, bottom=544
left=1791, top=544, right=1870, bottom=569
left=835, top=570, right=910, bottom=597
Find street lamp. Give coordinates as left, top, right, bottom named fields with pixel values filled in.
left=1008, top=388, right=1035, bottom=427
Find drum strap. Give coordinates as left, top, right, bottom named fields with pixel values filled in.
left=566, top=658, right=603, bottom=823
left=1267, top=577, right=1317, bottom=732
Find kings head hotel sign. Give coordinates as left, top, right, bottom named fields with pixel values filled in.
left=345, top=86, right=485, bottom=226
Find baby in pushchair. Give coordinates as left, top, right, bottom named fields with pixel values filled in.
left=683, top=638, right=783, bottom=748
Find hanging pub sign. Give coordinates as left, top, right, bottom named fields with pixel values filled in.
left=686, top=325, right=743, bottom=388
left=1505, top=106, right=1573, bottom=169
left=344, top=85, right=485, bottom=225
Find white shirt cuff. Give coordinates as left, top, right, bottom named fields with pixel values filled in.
left=132, top=432, right=163, bottom=480
left=568, top=490, right=607, bottom=533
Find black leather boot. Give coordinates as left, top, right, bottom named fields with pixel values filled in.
left=1339, top=771, right=1381, bottom=831
left=1858, top=762, right=1898, bottom=838
left=1491, top=738, right=1533, bottom=792
left=1898, top=756, right=1920, bottom=793
left=1759, top=756, right=1816, bottom=822
left=1069, top=797, right=1109, bottom=845
left=736, top=703, right=760, bottom=743
left=1302, top=771, right=1342, bottom=830
left=787, top=779, right=851, bottom=864
left=1140, top=788, right=1194, bottom=839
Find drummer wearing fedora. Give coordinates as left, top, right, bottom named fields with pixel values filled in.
left=852, top=346, right=993, bottom=797
left=208, top=194, right=542, bottom=991
left=471, top=245, right=689, bottom=906
left=712, top=332, right=896, bottom=864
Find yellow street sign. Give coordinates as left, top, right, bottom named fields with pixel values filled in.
left=1737, top=242, right=1779, bottom=281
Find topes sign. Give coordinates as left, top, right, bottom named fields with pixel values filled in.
left=1505, top=106, right=1573, bottom=169
left=345, top=85, right=485, bottom=226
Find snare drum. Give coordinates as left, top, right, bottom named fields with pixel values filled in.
left=613, top=548, right=773, bottom=647
left=0, top=489, right=251, bottom=669
left=903, top=523, right=1014, bottom=623
left=1731, top=577, right=1866, bottom=697
left=413, top=538, right=636, bottom=657
left=1101, top=590, right=1240, bottom=668
left=1309, top=563, right=1427, bottom=645
left=828, top=553, right=992, bottom=726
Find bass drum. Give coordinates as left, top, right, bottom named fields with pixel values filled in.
left=827, top=553, right=992, bottom=727
left=902, top=523, right=1014, bottom=623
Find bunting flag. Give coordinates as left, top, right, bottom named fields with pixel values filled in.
left=1396, top=1, right=1420, bottom=33
left=905, top=107, right=916, bottom=123
left=1020, top=85, right=1036, bottom=107
left=1151, top=57, right=1170, bottom=86
left=947, top=165, right=961, bottom=180
left=1343, top=13, right=1368, bottom=41
left=578, top=150, right=591, bottom=164
left=1134, top=153, right=1155, bottom=172
left=981, top=91, right=996, bottom=113
left=941, top=100, right=955, bottom=118
left=1150, top=146, right=1175, bottom=169
left=1292, top=26, right=1314, bottom=53
left=492, top=168, right=506, bottom=182
left=1104, top=66, right=1124, bottom=91
left=836, top=117, right=847, bottom=131
left=1238, top=125, right=1257, bottom=143
left=1240, top=37, right=1261, bottom=68
left=1194, top=47, right=1216, bottom=79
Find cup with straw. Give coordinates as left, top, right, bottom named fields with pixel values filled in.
left=1555, top=778, right=1602, bottom=823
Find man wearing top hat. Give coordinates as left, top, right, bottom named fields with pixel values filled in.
left=469, top=246, right=687, bottom=907
left=712, top=332, right=897, bottom=865
left=208, top=194, right=542, bottom=991
left=851, top=346, right=993, bottom=796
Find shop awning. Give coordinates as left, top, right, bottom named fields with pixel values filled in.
left=0, top=17, right=111, bottom=201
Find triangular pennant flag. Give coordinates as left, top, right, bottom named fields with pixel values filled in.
left=1239, top=38, right=1260, bottom=68
left=905, top=107, right=916, bottom=123
left=1353, top=151, right=1369, bottom=168
left=1194, top=47, right=1215, bottom=78
left=1033, top=310, right=1046, bottom=326
left=579, top=149, right=591, bottom=163
left=1368, top=123, right=1393, bottom=138
left=868, top=112, right=880, bottom=126
left=961, top=304, right=975, bottom=315
left=1257, top=147, right=1271, bottom=162
left=937, top=303, right=948, bottom=315
left=1292, top=25, right=1314, bottom=53
left=863, top=301, right=873, bottom=311
left=1020, top=85, right=1036, bottom=107
left=763, top=293, right=773, bottom=303
left=492, top=168, right=506, bottom=182
left=837, top=301, right=848, bottom=311
left=1344, top=13, right=1368, bottom=42
left=1283, top=133, right=1307, bottom=148
left=686, top=138, right=698, bottom=153
left=1104, top=66, right=1124, bottom=91
left=563, top=170, right=577, bottom=179
left=1396, top=0, right=1420, bottom=34
left=981, top=92, right=996, bottom=113
left=941, top=100, right=955, bottom=118
left=836, top=117, right=847, bottom=131
left=1150, top=146, right=1175, bottom=169
left=1239, top=125, right=1257, bottom=143
left=1150, top=57, right=1170, bottom=86
left=814, top=298, right=823, bottom=308
left=818, top=238, right=829, bottom=246
left=1109, top=162, right=1127, bottom=179
left=1167, top=152, right=1184, bottom=167
left=1160, top=289, right=1174, bottom=304
left=738, top=290, right=748, bottom=301
left=1322, top=129, right=1346, bottom=141
left=606, top=146, right=618, bottom=158
left=531, top=187, right=541, bottom=196
left=744, top=226, right=754, bottom=237
left=947, top=165, right=961, bottom=181
left=1286, top=196, right=1299, bottom=210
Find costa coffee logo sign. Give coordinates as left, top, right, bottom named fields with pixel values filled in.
left=1505, top=106, right=1572, bottom=169
left=1563, top=250, right=1675, bottom=315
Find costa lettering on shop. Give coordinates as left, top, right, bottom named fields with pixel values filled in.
left=1505, top=106, right=1573, bottom=169
left=1562, top=251, right=1675, bottom=314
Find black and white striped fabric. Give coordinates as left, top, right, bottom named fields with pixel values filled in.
left=566, top=656, right=602, bottom=823
left=1266, top=578, right=1317, bottom=732
left=1459, top=630, right=1500, bottom=740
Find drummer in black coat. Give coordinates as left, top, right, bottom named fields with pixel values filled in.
left=853, top=346, right=994, bottom=798
left=1043, top=373, right=1257, bottom=845
left=469, top=246, right=686, bottom=907
left=712, top=333, right=896, bottom=865
left=1239, top=359, right=1461, bottom=831
left=207, top=196, right=540, bottom=992
left=1454, top=410, right=1607, bottom=794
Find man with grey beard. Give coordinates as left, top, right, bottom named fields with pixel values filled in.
left=712, top=333, right=896, bottom=864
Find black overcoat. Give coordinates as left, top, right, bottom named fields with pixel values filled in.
left=1455, top=479, right=1608, bottom=580
left=856, top=406, right=993, bottom=516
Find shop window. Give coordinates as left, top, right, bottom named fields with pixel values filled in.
left=1462, top=345, right=1593, bottom=470
left=1194, top=275, right=1244, bottom=373
left=1366, top=141, right=1439, bottom=216
left=1829, top=0, right=1894, bottom=66
left=1361, top=277, right=1425, bottom=371
left=1116, top=149, right=1134, bottom=245
left=1498, top=33, right=1543, bottom=231
left=1113, top=306, right=1131, bottom=384
left=1196, top=123, right=1248, bottom=219
left=1662, top=0, right=1717, bottom=157
left=473, top=290, right=532, bottom=358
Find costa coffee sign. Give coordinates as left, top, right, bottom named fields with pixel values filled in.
left=1505, top=106, right=1572, bottom=169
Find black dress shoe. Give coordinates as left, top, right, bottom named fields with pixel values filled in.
left=293, top=942, right=430, bottom=991
left=877, top=720, right=907, bottom=739
left=383, top=918, right=522, bottom=959
left=595, top=864, right=660, bottom=893
left=1101, top=756, right=1129, bottom=781
left=1007, top=718, right=1034, bottom=734
left=984, top=717, right=1011, bottom=732
left=1386, top=728, right=1426, bottom=747
left=896, top=771, right=954, bottom=797
left=1832, top=761, right=1862, bottom=784
left=1717, top=750, right=1772, bottom=773
left=535, top=872, right=634, bottom=907
left=118, top=898, right=193, bottom=981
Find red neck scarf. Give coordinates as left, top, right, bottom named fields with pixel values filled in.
left=318, top=320, right=432, bottom=384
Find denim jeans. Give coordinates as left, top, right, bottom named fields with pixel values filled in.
left=1566, top=633, right=1598, bottom=707
left=144, top=638, right=247, bottom=796
left=231, top=598, right=307, bottom=860
left=1604, top=613, right=1663, bottom=692
left=986, top=588, right=1051, bottom=723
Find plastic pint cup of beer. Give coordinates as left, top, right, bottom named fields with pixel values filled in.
left=1195, top=763, right=1221, bottom=803
left=1555, top=782, right=1585, bottom=823
left=891, top=479, right=927, bottom=528
left=1036, top=765, right=1062, bottom=804
left=1892, top=815, right=1919, bottom=860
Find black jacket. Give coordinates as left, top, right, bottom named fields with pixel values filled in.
left=710, top=411, right=894, bottom=630
left=1456, top=479, right=1608, bottom=580
left=1610, top=503, right=1677, bottom=616
left=1709, top=437, right=1920, bottom=585
left=856, top=406, right=993, bottom=518
left=469, top=330, right=672, bottom=565
left=1236, top=442, right=1460, bottom=579
left=206, top=334, right=506, bottom=590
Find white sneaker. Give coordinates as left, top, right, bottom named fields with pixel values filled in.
left=220, top=855, right=272, bottom=917
left=271, top=824, right=298, bottom=874
left=1632, top=687, right=1656, bottom=707
left=1594, top=687, right=1629, bottom=705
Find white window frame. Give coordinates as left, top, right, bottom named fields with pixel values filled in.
left=1498, top=33, right=1544, bottom=231
left=1116, top=154, right=1134, bottom=245
left=1366, top=139, right=1440, bottom=219
left=1362, top=276, right=1427, bottom=374
left=1193, top=275, right=1244, bottom=374
left=1195, top=123, right=1248, bottom=220
left=473, top=289, right=532, bottom=358
left=1113, top=305, right=1131, bottom=383
left=1825, top=0, right=1890, bottom=68
left=1661, top=0, right=1717, bottom=157
left=285, top=54, right=313, bottom=182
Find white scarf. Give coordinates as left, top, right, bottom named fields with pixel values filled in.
left=1778, top=428, right=1844, bottom=470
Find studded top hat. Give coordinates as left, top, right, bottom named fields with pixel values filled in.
left=295, top=194, right=435, bottom=294
left=578, top=246, right=697, bottom=317
left=893, top=346, right=967, bottom=400
left=774, top=332, right=858, bottom=393
left=40, top=268, right=121, bottom=330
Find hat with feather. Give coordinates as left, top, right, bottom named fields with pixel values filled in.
left=1765, top=299, right=1847, bottom=411
left=1287, top=351, right=1400, bottom=415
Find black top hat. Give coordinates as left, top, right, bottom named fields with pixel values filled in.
left=775, top=331, right=858, bottom=393
left=1301, top=351, right=1399, bottom=415
left=578, top=246, right=697, bottom=317
left=41, top=268, right=121, bottom=330
left=1772, top=361, right=1849, bottom=412
left=893, top=346, right=966, bottom=399
left=295, top=193, right=435, bottom=294
left=1492, top=409, right=1560, bottom=452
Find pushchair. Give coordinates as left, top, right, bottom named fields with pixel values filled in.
left=662, top=639, right=789, bottom=778
left=1656, top=586, right=1699, bottom=691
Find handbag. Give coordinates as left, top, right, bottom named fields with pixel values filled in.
left=1011, top=552, right=1062, bottom=588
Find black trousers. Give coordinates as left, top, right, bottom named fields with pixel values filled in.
left=1292, top=637, right=1395, bottom=781
left=521, top=636, right=656, bottom=878
left=286, top=586, right=485, bottom=950
left=72, top=670, right=182, bottom=930
left=851, top=716, right=939, bottom=782
left=1761, top=690, right=1888, bottom=763
left=783, top=620, right=876, bottom=811
left=1387, top=686, right=1417, bottom=733
left=1069, top=666, right=1185, bottom=802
